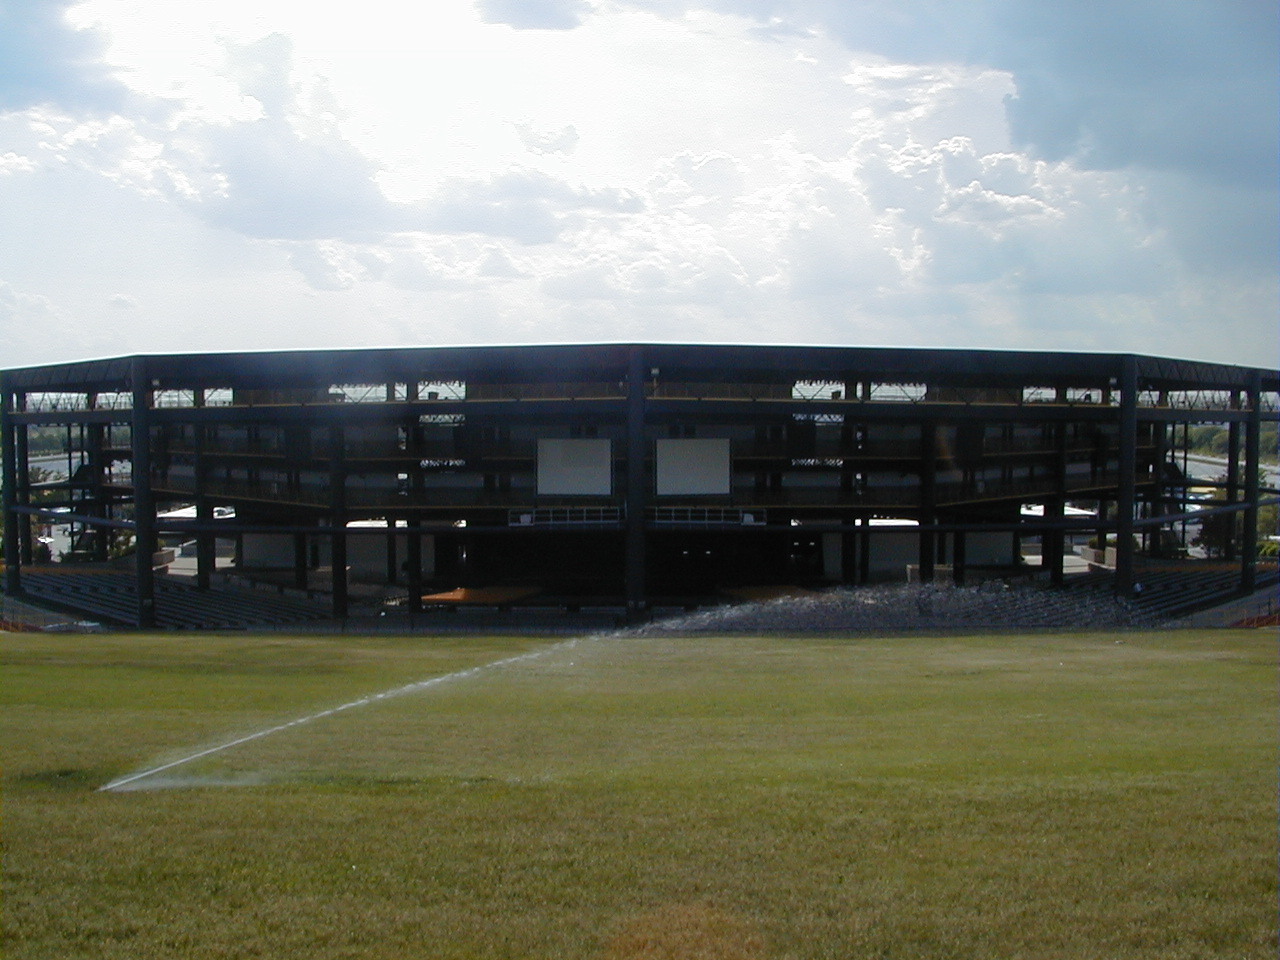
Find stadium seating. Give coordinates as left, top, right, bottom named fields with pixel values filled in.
left=18, top=571, right=329, bottom=630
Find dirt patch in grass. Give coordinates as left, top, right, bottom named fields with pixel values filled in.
left=605, top=902, right=766, bottom=960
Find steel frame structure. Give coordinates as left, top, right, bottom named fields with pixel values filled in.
left=3, top=344, right=1276, bottom=626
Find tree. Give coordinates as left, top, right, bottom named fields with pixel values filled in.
left=1191, top=471, right=1277, bottom=559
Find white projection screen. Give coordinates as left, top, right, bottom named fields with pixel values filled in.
left=537, top=438, right=612, bottom=495
left=656, top=438, right=731, bottom=496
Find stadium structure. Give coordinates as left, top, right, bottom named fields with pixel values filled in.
left=2, top=343, right=1277, bottom=628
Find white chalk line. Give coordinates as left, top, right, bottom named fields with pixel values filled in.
left=99, top=637, right=587, bottom=792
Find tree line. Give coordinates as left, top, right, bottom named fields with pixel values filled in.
left=1181, top=424, right=1279, bottom=463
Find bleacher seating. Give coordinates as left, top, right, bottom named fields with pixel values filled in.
left=1060, top=562, right=1278, bottom=621
left=17, top=570, right=330, bottom=630
left=10, top=559, right=1275, bottom=631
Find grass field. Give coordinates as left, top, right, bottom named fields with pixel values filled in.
left=2, top=627, right=1276, bottom=958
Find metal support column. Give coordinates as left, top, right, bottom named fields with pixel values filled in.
left=193, top=407, right=213, bottom=586
left=858, top=520, right=871, bottom=584
left=1048, top=421, right=1067, bottom=583
left=1225, top=392, right=1241, bottom=561
left=1046, top=497, right=1065, bottom=585
left=196, top=499, right=214, bottom=590
left=1150, top=406, right=1168, bottom=559
left=1115, top=356, right=1138, bottom=597
left=329, top=425, right=348, bottom=620
left=406, top=395, right=423, bottom=614
left=625, top=346, right=648, bottom=619
left=918, top=421, right=936, bottom=583
left=294, top=532, right=308, bottom=590
left=88, top=415, right=110, bottom=562
left=193, top=388, right=214, bottom=588
left=1241, top=372, right=1261, bottom=593
left=406, top=521, right=422, bottom=613
left=131, top=357, right=157, bottom=628
left=842, top=530, right=858, bottom=585
left=15, top=396, right=30, bottom=566
left=1, top=380, right=20, bottom=596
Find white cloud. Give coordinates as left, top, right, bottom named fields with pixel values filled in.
left=427, top=170, right=643, bottom=244
left=0, top=0, right=1273, bottom=371
left=476, top=0, right=593, bottom=30
left=0, top=151, right=37, bottom=175
left=514, top=122, right=580, bottom=156
left=477, top=246, right=522, bottom=278
left=285, top=242, right=360, bottom=291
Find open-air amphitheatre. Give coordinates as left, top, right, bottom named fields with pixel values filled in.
left=2, top=342, right=1275, bottom=631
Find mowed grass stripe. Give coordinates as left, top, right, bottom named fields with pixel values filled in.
left=2, top=629, right=1275, bottom=959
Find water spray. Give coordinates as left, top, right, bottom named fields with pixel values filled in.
left=99, top=638, right=585, bottom=792
left=99, top=583, right=1144, bottom=791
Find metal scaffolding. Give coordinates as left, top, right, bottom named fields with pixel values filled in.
left=3, top=344, right=1276, bottom=626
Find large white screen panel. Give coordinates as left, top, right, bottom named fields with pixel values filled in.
left=656, top=438, right=731, bottom=496
left=537, top=438, right=612, bottom=495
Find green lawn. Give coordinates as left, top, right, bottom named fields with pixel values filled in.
left=2, top=628, right=1276, bottom=959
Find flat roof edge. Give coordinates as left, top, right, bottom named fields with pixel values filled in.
left=2, top=343, right=1276, bottom=393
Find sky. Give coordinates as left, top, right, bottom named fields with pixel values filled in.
left=0, top=0, right=1276, bottom=369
